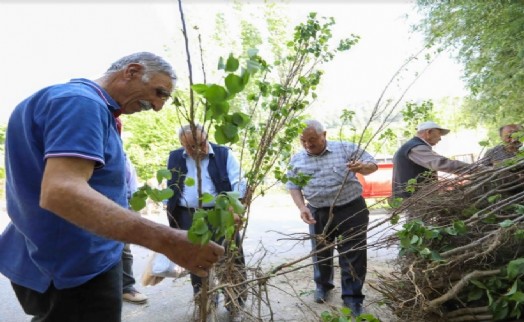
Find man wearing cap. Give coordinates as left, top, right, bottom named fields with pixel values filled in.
left=392, top=121, right=470, bottom=199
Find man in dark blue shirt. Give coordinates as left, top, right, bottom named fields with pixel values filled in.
left=1, top=52, right=224, bottom=321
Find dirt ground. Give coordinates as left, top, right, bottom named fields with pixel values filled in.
left=121, top=258, right=395, bottom=322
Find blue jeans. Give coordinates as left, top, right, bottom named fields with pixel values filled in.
left=11, top=261, right=122, bottom=322
left=308, top=196, right=369, bottom=304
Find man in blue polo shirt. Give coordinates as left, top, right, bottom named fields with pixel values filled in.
left=1, top=52, right=224, bottom=321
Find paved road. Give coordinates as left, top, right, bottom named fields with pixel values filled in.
left=0, top=194, right=397, bottom=321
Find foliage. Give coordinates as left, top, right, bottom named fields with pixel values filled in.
left=374, top=158, right=524, bottom=321
left=122, top=108, right=180, bottom=181
left=396, top=219, right=467, bottom=260
left=127, top=4, right=360, bottom=320
left=240, top=13, right=359, bottom=196
left=130, top=169, right=173, bottom=211
left=129, top=50, right=260, bottom=212
left=400, top=100, right=437, bottom=138
left=465, top=258, right=524, bottom=320
left=415, top=1, right=524, bottom=129
left=320, top=307, right=380, bottom=322
left=187, top=191, right=245, bottom=245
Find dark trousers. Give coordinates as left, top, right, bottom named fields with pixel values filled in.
left=122, top=243, right=136, bottom=293
left=308, top=196, right=369, bottom=304
left=169, top=205, right=247, bottom=306
left=11, top=262, right=122, bottom=322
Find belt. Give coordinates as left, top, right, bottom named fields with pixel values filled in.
left=308, top=196, right=363, bottom=210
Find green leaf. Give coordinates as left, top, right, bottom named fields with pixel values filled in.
left=339, top=307, right=351, bottom=316
left=193, top=209, right=207, bottom=221
left=215, top=195, right=230, bottom=209
left=129, top=195, right=146, bottom=211
left=225, top=225, right=235, bottom=240
left=388, top=198, right=404, bottom=208
left=453, top=220, right=467, bottom=234
left=147, top=188, right=167, bottom=202
left=509, top=291, right=524, bottom=303
left=478, top=140, right=490, bottom=147
left=231, top=112, right=250, bottom=127
left=514, top=230, right=524, bottom=239
left=220, top=209, right=235, bottom=228
left=241, top=68, right=250, bottom=85
left=209, top=101, right=230, bottom=118
left=491, top=300, right=509, bottom=320
left=185, top=177, right=195, bottom=187
left=467, top=288, right=484, bottom=302
left=430, top=250, right=443, bottom=261
left=390, top=214, right=400, bottom=224
left=187, top=229, right=199, bottom=244
left=172, top=96, right=182, bottom=107
left=220, top=123, right=238, bottom=140
left=204, top=84, right=228, bottom=104
left=227, top=193, right=245, bottom=214
left=357, top=314, right=379, bottom=322
left=156, top=168, right=172, bottom=184
left=191, top=83, right=208, bottom=95
left=156, top=188, right=174, bottom=201
left=225, top=54, right=239, bottom=72
left=507, top=258, right=524, bottom=280
left=193, top=218, right=209, bottom=235
left=444, top=226, right=457, bottom=236
left=225, top=74, right=244, bottom=95
left=214, top=128, right=227, bottom=144
left=207, top=209, right=220, bottom=228
left=487, top=194, right=501, bottom=203
left=514, top=204, right=524, bottom=215
left=247, top=48, right=258, bottom=57
left=217, top=56, right=225, bottom=70
left=500, top=219, right=514, bottom=228
left=200, top=192, right=215, bottom=204
left=246, top=59, right=260, bottom=73
left=201, top=231, right=211, bottom=245
left=506, top=280, right=518, bottom=296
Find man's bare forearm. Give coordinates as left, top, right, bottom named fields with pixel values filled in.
left=40, top=157, right=224, bottom=275
left=289, top=189, right=307, bottom=211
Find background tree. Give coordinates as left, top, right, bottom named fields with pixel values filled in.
left=415, top=0, right=524, bottom=138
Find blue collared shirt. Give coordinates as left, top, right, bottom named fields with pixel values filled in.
left=0, top=78, right=125, bottom=292
left=286, top=141, right=376, bottom=208
left=179, top=144, right=246, bottom=208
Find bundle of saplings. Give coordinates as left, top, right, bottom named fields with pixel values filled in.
left=374, top=157, right=524, bottom=322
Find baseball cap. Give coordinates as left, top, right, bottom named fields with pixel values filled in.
left=416, top=121, right=450, bottom=135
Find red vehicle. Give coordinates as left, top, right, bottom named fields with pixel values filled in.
left=356, top=163, right=393, bottom=199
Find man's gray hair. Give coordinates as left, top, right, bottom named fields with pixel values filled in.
left=178, top=124, right=207, bottom=140
left=304, top=119, right=325, bottom=134
left=105, top=52, right=177, bottom=84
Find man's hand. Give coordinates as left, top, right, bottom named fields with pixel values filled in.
left=347, top=161, right=378, bottom=175
left=162, top=229, right=225, bottom=278
left=299, top=206, right=316, bottom=225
